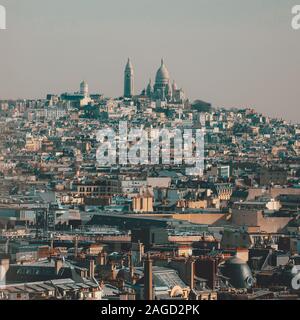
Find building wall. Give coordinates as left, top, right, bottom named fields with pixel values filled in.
left=231, top=209, right=259, bottom=226
left=171, top=213, right=226, bottom=226
left=221, top=230, right=252, bottom=249
left=231, top=209, right=292, bottom=233
left=260, top=168, right=287, bottom=186
left=147, top=177, right=171, bottom=188
left=141, top=213, right=226, bottom=226
left=247, top=187, right=300, bottom=201
left=177, top=200, right=208, bottom=209
left=132, top=196, right=153, bottom=213
left=76, top=179, right=121, bottom=199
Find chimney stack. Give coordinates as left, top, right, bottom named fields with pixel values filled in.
left=5, top=239, right=9, bottom=254
left=144, top=253, right=153, bottom=300
left=98, top=251, right=108, bottom=266
left=128, top=251, right=135, bottom=282
left=89, top=259, right=95, bottom=278
left=98, top=252, right=104, bottom=266
left=187, top=256, right=195, bottom=290
left=55, top=258, right=63, bottom=275
left=128, top=252, right=131, bottom=268
left=138, top=241, right=144, bottom=263
left=0, top=258, right=10, bottom=284
left=110, top=263, right=117, bottom=280
left=74, top=236, right=78, bottom=258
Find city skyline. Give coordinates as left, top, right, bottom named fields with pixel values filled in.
left=1, top=0, right=300, bottom=306
left=0, top=0, right=299, bottom=122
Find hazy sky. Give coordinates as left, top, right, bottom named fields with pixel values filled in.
left=0, top=0, right=299, bottom=122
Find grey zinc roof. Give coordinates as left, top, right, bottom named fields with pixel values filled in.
left=153, top=269, right=187, bottom=289
left=26, top=284, right=46, bottom=292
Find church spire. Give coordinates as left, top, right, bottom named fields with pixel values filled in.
left=125, top=58, right=133, bottom=70
left=146, top=78, right=153, bottom=98
left=124, top=58, right=134, bottom=98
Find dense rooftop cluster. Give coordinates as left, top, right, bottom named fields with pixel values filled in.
left=0, top=67, right=300, bottom=300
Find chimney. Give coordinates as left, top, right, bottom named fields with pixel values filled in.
left=55, top=259, right=63, bottom=275
left=5, top=239, right=9, bottom=254
left=110, top=263, right=117, bottom=280
left=98, top=252, right=104, bottom=266
left=74, top=236, right=78, bottom=258
left=138, top=241, right=144, bottom=263
left=98, top=251, right=107, bottom=266
left=186, top=257, right=195, bottom=290
left=144, top=253, right=153, bottom=300
left=128, top=251, right=135, bottom=283
left=129, top=252, right=134, bottom=278
left=89, top=259, right=95, bottom=278
left=0, top=258, right=10, bottom=284
left=128, top=252, right=131, bottom=268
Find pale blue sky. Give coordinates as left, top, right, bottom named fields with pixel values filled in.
left=0, top=0, right=299, bottom=121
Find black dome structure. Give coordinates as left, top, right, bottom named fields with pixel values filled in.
left=219, top=256, right=254, bottom=289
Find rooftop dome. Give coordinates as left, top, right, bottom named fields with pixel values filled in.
left=155, top=59, right=170, bottom=85
left=220, top=256, right=254, bottom=289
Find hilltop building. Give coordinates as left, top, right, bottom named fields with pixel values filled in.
left=124, top=58, right=134, bottom=98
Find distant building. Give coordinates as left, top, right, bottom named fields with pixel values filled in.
left=124, top=58, right=134, bottom=98
left=132, top=266, right=190, bottom=300
left=153, top=59, right=171, bottom=101
left=260, top=167, right=288, bottom=186
left=80, top=80, right=89, bottom=97
left=74, top=178, right=122, bottom=202
left=131, top=227, right=168, bottom=248
left=60, top=92, right=91, bottom=107
left=218, top=165, right=231, bottom=179
left=25, top=135, right=42, bottom=152
left=143, top=59, right=185, bottom=103
left=132, top=189, right=154, bottom=213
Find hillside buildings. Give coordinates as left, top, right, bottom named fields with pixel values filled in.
left=0, top=59, right=300, bottom=300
